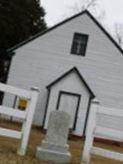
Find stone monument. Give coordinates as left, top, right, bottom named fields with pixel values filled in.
left=36, top=110, right=71, bottom=163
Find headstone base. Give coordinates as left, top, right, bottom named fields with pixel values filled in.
left=36, top=140, right=71, bottom=163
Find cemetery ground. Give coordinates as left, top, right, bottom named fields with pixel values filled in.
left=0, top=120, right=123, bottom=164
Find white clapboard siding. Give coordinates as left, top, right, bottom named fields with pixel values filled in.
left=0, top=106, right=26, bottom=119
left=95, top=126, right=123, bottom=141
left=97, top=107, right=123, bottom=117
left=92, top=147, right=123, bottom=162
left=0, top=128, right=22, bottom=139
left=0, top=82, right=31, bottom=98
left=5, top=11, right=123, bottom=127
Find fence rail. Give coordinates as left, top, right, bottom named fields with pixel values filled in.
left=0, top=128, right=22, bottom=139
left=0, top=105, right=26, bottom=119
left=82, top=101, right=123, bottom=164
left=0, top=83, right=31, bottom=98
left=91, top=147, right=123, bottom=162
left=0, top=83, right=39, bottom=156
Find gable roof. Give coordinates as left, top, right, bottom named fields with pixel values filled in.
left=8, top=10, right=123, bottom=56
left=46, top=67, right=95, bottom=98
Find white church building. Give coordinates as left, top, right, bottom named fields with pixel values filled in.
left=4, top=10, right=123, bottom=136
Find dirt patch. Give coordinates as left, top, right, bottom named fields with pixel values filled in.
left=0, top=121, right=123, bottom=164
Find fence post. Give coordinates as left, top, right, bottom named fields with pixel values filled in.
left=81, top=100, right=99, bottom=164
left=17, top=87, right=39, bottom=156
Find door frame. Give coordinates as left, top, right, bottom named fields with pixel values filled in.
left=56, top=91, right=81, bottom=130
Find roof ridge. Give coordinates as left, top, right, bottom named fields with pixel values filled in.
left=8, top=10, right=123, bottom=56
left=7, top=10, right=88, bottom=52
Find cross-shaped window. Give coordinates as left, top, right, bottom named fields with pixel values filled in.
left=71, top=33, right=88, bottom=56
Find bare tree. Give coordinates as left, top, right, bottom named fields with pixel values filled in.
left=73, top=0, right=123, bottom=49
left=67, top=0, right=99, bottom=14
left=81, top=0, right=98, bottom=11
left=63, top=0, right=106, bottom=25
left=114, top=23, right=123, bottom=48
left=61, top=0, right=123, bottom=49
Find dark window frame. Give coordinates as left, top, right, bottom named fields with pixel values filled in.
left=71, top=32, right=89, bottom=56
left=56, top=90, right=81, bottom=130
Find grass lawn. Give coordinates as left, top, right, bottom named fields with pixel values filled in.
left=0, top=120, right=123, bottom=164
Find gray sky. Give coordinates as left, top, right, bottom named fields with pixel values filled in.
left=42, top=0, right=123, bottom=32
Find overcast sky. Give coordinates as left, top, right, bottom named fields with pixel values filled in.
left=42, top=0, right=123, bottom=33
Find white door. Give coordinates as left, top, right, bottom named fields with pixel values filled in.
left=57, top=92, right=80, bottom=130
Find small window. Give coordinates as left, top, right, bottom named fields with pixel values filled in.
left=71, top=33, right=88, bottom=56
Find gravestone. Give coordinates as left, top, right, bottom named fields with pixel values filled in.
left=36, top=110, right=71, bottom=163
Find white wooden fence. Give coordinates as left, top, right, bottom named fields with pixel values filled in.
left=82, top=100, right=123, bottom=164
left=0, top=83, right=39, bottom=156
